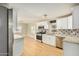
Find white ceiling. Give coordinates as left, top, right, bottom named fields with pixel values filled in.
left=8, top=3, right=79, bottom=23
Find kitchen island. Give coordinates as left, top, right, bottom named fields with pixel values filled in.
left=56, top=32, right=79, bottom=56
left=63, top=36, right=79, bottom=56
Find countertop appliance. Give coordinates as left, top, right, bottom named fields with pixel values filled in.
left=49, top=20, right=56, bottom=33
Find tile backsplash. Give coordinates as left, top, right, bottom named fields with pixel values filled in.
left=56, top=29, right=79, bottom=37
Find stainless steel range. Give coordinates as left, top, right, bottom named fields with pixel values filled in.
left=36, top=26, right=46, bottom=43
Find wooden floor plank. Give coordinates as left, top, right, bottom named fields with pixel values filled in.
left=21, top=36, right=63, bottom=56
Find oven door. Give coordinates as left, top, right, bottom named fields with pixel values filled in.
left=36, top=34, right=42, bottom=40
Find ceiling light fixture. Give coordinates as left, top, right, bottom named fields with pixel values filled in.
left=43, top=14, right=47, bottom=19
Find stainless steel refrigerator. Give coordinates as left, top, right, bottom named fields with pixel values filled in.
left=0, top=6, right=14, bottom=56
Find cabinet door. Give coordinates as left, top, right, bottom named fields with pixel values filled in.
left=61, top=17, right=68, bottom=29
left=37, top=21, right=48, bottom=29
left=48, top=36, right=56, bottom=46
left=63, top=41, right=79, bottom=56
left=42, top=34, right=48, bottom=44
left=42, top=34, right=46, bottom=43
left=57, top=17, right=68, bottom=29
left=73, top=6, right=79, bottom=29
left=57, top=19, right=62, bottom=29
left=68, top=16, right=72, bottom=29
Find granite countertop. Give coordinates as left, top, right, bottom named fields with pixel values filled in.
left=55, top=33, right=79, bottom=44
left=14, top=34, right=24, bottom=39
left=45, top=32, right=57, bottom=35
left=46, top=33, right=55, bottom=35
left=63, top=37, right=79, bottom=44
left=45, top=32, right=79, bottom=44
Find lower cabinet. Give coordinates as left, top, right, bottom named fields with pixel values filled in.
left=63, top=41, right=79, bottom=56
left=42, top=34, right=56, bottom=46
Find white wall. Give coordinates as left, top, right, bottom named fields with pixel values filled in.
left=27, top=23, right=37, bottom=39
left=21, top=23, right=28, bottom=35
left=13, top=9, right=17, bottom=32
left=21, top=23, right=37, bottom=39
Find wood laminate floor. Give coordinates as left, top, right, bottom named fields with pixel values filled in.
left=21, top=36, right=63, bottom=56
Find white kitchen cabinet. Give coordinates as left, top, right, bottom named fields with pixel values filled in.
left=67, top=16, right=73, bottom=29
left=42, top=34, right=56, bottom=46
left=48, top=35, right=56, bottom=46
left=42, top=34, right=47, bottom=43
left=56, top=15, right=73, bottom=29
left=57, top=17, right=68, bottom=29
left=56, top=6, right=79, bottom=29
left=67, top=6, right=79, bottom=29
left=61, top=17, right=68, bottom=29
left=72, top=6, right=79, bottom=29
left=36, top=21, right=49, bottom=29
left=63, top=41, right=79, bottom=56
left=56, top=19, right=61, bottom=29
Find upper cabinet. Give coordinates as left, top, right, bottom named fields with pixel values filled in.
left=57, top=6, right=79, bottom=29
left=57, top=17, right=68, bottom=29
left=67, top=16, right=73, bottom=29
left=68, top=6, right=79, bottom=29
left=36, top=21, right=49, bottom=29
left=72, top=6, right=79, bottom=29
left=56, top=15, right=73, bottom=29
left=37, top=6, right=79, bottom=30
